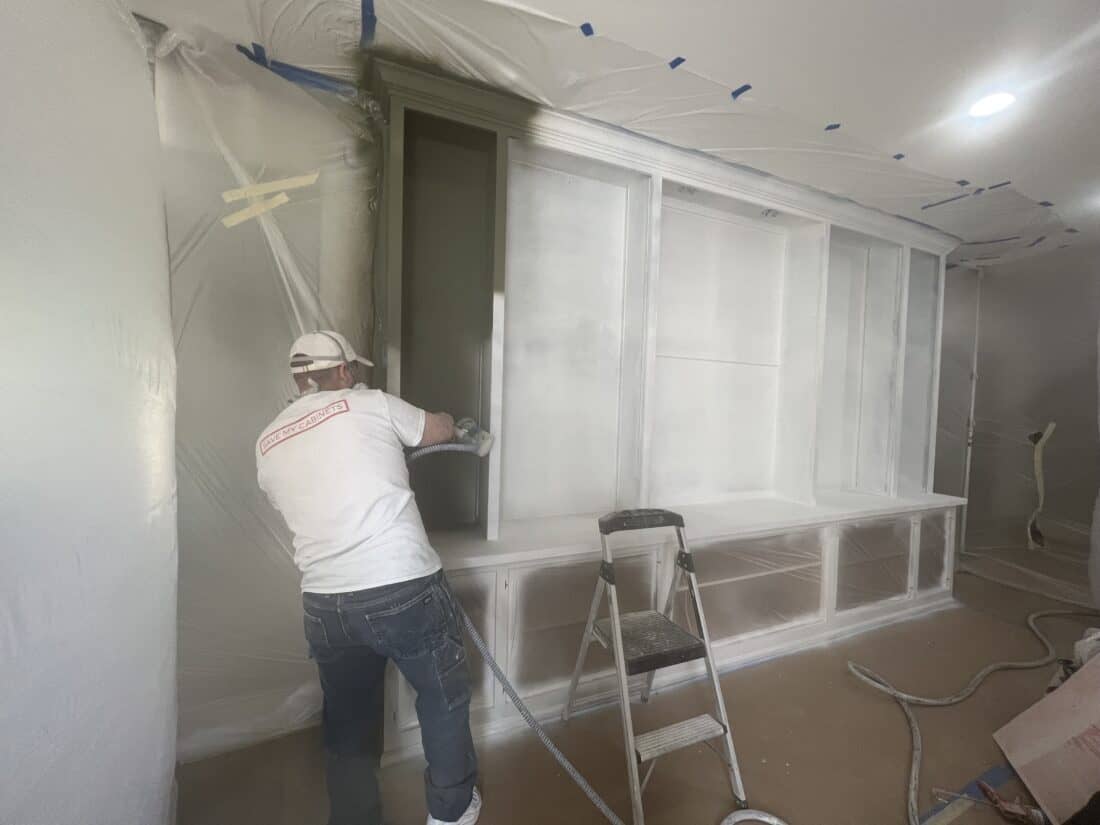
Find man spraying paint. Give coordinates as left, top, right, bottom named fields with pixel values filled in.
left=256, top=330, right=481, bottom=825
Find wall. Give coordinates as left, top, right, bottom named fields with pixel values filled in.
left=0, top=2, right=177, bottom=824
left=966, top=245, right=1100, bottom=540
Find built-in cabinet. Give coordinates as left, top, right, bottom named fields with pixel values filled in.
left=372, top=61, right=963, bottom=760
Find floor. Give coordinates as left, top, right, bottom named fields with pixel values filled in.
left=177, top=576, right=1095, bottom=825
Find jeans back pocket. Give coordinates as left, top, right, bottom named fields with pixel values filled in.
left=366, top=586, right=447, bottom=659
left=433, top=636, right=472, bottom=711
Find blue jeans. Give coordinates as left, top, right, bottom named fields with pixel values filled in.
left=303, top=571, right=478, bottom=824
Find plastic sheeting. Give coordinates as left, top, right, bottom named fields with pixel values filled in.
left=366, top=0, right=1070, bottom=263
left=130, top=0, right=1073, bottom=263
left=153, top=25, right=382, bottom=761
left=955, top=246, right=1100, bottom=607
left=927, top=246, right=1100, bottom=609
left=836, top=520, right=912, bottom=611
left=676, top=532, right=824, bottom=638
left=0, top=2, right=177, bottom=823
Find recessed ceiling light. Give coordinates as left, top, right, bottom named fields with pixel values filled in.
left=969, top=92, right=1016, bottom=117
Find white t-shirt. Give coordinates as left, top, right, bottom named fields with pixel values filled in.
left=256, top=386, right=442, bottom=593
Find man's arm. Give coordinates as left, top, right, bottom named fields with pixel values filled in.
left=419, top=411, right=455, bottom=447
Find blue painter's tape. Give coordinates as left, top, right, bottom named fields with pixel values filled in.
left=361, top=0, right=377, bottom=47
left=988, top=180, right=1011, bottom=189
left=921, top=192, right=969, bottom=210
left=919, top=764, right=1015, bottom=824
left=669, top=56, right=686, bottom=69
left=825, top=122, right=841, bottom=131
left=730, top=84, right=752, bottom=100
left=893, top=153, right=905, bottom=160
left=956, top=179, right=970, bottom=186
left=237, top=42, right=269, bottom=66
left=236, top=41, right=356, bottom=96
left=1027, top=236, right=1047, bottom=248
left=1039, top=200, right=1053, bottom=207
left=272, top=60, right=358, bottom=95
left=973, top=187, right=986, bottom=196
left=580, top=21, right=595, bottom=36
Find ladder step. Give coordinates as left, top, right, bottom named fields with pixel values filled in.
left=634, top=713, right=726, bottom=762
left=593, top=610, right=706, bottom=675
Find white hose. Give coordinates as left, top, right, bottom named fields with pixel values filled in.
left=848, top=609, right=1100, bottom=825
left=720, top=812, right=791, bottom=824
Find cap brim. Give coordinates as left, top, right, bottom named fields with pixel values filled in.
left=354, top=355, right=375, bottom=368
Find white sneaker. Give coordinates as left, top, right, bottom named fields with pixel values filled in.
left=426, top=788, right=481, bottom=825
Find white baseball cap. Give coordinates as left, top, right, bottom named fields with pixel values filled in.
left=289, top=330, right=374, bottom=374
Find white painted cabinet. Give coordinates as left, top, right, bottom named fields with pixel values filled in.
left=371, top=61, right=963, bottom=761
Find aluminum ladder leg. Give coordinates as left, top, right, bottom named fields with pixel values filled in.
left=561, top=509, right=748, bottom=824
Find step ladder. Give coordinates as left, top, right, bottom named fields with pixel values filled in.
left=562, top=509, right=747, bottom=824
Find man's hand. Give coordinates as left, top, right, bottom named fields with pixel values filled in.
left=418, top=412, right=456, bottom=447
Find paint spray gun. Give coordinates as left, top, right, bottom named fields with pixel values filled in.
left=407, top=416, right=494, bottom=462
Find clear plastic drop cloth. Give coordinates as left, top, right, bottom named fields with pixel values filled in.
left=508, top=556, right=654, bottom=695
left=132, top=0, right=1070, bottom=260
left=370, top=0, right=957, bottom=216
left=674, top=531, right=825, bottom=639
left=836, top=519, right=912, bottom=611
left=1, top=2, right=177, bottom=822
left=958, top=250, right=1099, bottom=609
left=152, top=25, right=383, bottom=761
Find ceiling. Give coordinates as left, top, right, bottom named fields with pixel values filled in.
left=131, top=0, right=1100, bottom=265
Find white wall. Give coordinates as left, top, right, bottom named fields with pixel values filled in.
left=0, top=3, right=177, bottom=824
left=967, top=245, right=1100, bottom=538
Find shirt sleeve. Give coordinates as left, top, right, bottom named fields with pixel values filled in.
left=383, top=393, right=427, bottom=447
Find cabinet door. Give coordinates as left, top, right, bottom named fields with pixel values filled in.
left=898, top=250, right=942, bottom=495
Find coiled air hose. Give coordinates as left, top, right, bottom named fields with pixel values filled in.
left=848, top=608, right=1100, bottom=825
left=411, top=438, right=791, bottom=825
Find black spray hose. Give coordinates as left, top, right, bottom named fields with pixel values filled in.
left=411, top=438, right=791, bottom=825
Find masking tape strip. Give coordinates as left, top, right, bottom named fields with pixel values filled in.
left=221, top=192, right=290, bottom=228
left=222, top=172, right=319, bottom=203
